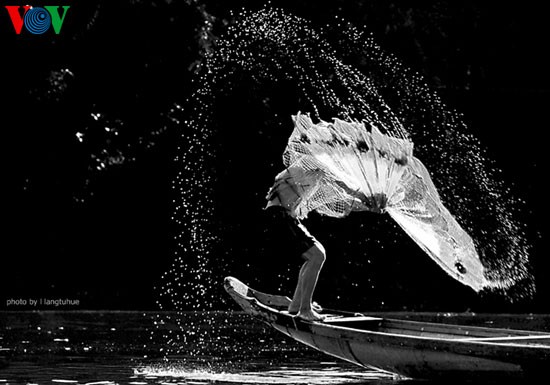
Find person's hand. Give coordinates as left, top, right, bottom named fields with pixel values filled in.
left=370, top=193, right=387, bottom=213
left=352, top=197, right=370, bottom=212
left=355, top=193, right=387, bottom=213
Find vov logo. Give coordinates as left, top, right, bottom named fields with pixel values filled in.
left=5, top=5, right=70, bottom=35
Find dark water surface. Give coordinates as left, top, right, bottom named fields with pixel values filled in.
left=1, top=311, right=549, bottom=384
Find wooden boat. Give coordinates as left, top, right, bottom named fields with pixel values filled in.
left=224, top=276, right=550, bottom=380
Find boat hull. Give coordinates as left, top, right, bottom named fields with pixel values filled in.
left=273, top=320, right=524, bottom=380
left=224, top=276, right=550, bottom=380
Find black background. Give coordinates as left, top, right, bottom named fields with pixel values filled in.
left=2, top=1, right=548, bottom=311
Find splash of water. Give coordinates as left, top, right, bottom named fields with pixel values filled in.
left=152, top=4, right=534, bottom=364
left=134, top=362, right=398, bottom=384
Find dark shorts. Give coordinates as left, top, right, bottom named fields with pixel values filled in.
left=264, top=205, right=317, bottom=258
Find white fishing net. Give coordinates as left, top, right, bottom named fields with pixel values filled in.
left=282, top=113, right=488, bottom=291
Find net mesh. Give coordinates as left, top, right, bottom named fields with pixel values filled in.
left=282, top=112, right=489, bottom=291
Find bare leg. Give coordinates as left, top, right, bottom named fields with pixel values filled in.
left=288, top=261, right=309, bottom=314
left=289, top=243, right=326, bottom=321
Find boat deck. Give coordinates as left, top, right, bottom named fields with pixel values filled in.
left=323, top=316, right=550, bottom=347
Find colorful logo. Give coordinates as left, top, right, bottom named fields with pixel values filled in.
left=5, top=5, right=70, bottom=35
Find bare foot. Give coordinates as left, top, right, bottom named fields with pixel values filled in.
left=289, top=301, right=322, bottom=315
left=297, top=309, right=327, bottom=322
left=312, top=301, right=323, bottom=312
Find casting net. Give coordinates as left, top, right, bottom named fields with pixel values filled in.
left=281, top=113, right=489, bottom=291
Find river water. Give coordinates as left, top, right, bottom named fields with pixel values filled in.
left=1, top=311, right=548, bottom=384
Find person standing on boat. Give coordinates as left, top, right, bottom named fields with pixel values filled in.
left=261, top=112, right=489, bottom=320
left=265, top=166, right=379, bottom=321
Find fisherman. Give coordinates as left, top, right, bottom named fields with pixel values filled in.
left=262, top=112, right=486, bottom=321
left=265, top=166, right=382, bottom=321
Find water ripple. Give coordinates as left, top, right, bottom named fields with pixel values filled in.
left=134, top=364, right=398, bottom=384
